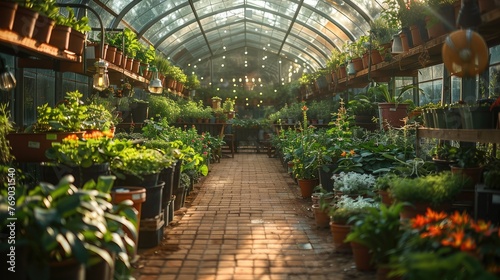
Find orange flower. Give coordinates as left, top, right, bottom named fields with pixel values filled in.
left=441, top=229, right=465, bottom=248
left=449, top=211, right=470, bottom=226
left=63, top=134, right=79, bottom=141
left=302, top=105, right=308, bottom=111
left=349, top=150, right=355, bottom=156
left=425, top=208, right=447, bottom=223
left=341, top=151, right=347, bottom=157
left=421, top=225, right=443, bottom=238
left=411, top=215, right=429, bottom=229
left=460, top=237, right=476, bottom=251
left=471, top=220, right=492, bottom=235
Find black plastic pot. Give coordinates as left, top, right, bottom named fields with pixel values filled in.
left=40, top=162, right=110, bottom=187
left=115, top=173, right=159, bottom=188
left=141, top=182, right=164, bottom=219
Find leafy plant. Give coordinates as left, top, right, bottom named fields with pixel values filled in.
left=452, top=145, right=487, bottom=168
left=389, top=172, right=466, bottom=207
left=345, top=203, right=404, bottom=264
left=0, top=175, right=138, bottom=280
left=45, top=132, right=129, bottom=168
left=33, top=90, right=88, bottom=132
left=55, top=6, right=91, bottom=32
left=392, top=208, right=500, bottom=279
left=135, top=44, right=156, bottom=64
left=329, top=195, right=378, bottom=224
left=111, top=146, right=174, bottom=179
left=0, top=103, right=14, bottom=164
left=333, top=171, right=377, bottom=196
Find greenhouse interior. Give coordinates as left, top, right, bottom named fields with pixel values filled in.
left=1, top=0, right=500, bottom=279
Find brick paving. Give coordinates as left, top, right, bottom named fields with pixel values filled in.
left=133, top=154, right=377, bottom=280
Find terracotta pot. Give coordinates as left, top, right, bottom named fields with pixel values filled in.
left=409, top=23, right=426, bottom=46
left=338, top=65, right=347, bottom=79
left=450, top=166, right=483, bottom=189
left=0, top=2, right=17, bottom=31
left=312, top=204, right=330, bottom=228
left=351, top=57, right=364, bottom=72
left=132, top=59, right=141, bottom=74
left=400, top=202, right=451, bottom=220
left=351, top=242, right=375, bottom=271
left=12, top=6, right=38, bottom=38
left=32, top=14, right=55, bottom=44
left=93, top=43, right=108, bottom=61
left=6, top=132, right=84, bottom=162
left=140, top=62, right=149, bottom=77
left=125, top=56, right=134, bottom=71
left=114, top=50, right=123, bottom=67
left=330, top=222, right=352, bottom=253
left=68, top=29, right=86, bottom=56
left=400, top=32, right=410, bottom=52
left=378, top=103, right=410, bottom=130
left=49, top=24, right=71, bottom=51
left=105, top=45, right=117, bottom=64
left=297, top=178, right=319, bottom=199
left=378, top=189, right=394, bottom=206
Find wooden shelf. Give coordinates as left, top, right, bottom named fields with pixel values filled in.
left=0, top=29, right=80, bottom=62
left=417, top=128, right=500, bottom=144
left=333, top=7, right=500, bottom=90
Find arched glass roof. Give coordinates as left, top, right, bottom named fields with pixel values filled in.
left=66, top=0, right=386, bottom=86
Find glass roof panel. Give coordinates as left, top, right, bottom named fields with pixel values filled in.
left=66, top=0, right=387, bottom=84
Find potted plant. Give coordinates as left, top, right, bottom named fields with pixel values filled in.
left=7, top=90, right=88, bottom=162
left=430, top=142, right=458, bottom=172
left=345, top=203, right=404, bottom=273
left=484, top=158, right=500, bottom=190
left=44, top=132, right=129, bottom=186
left=222, top=98, right=235, bottom=119
left=450, top=145, right=487, bottom=189
left=51, top=6, right=91, bottom=55
left=135, top=44, right=156, bottom=76
left=389, top=171, right=466, bottom=218
left=391, top=208, right=500, bottom=279
left=0, top=175, right=138, bottom=280
left=185, top=74, right=201, bottom=95
left=348, top=92, right=378, bottom=131
left=212, top=96, right=222, bottom=109
left=333, top=171, right=377, bottom=197
left=328, top=195, right=378, bottom=253
left=111, top=145, right=174, bottom=187
left=425, top=0, right=457, bottom=39
left=370, top=82, right=418, bottom=129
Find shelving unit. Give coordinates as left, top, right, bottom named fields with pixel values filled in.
left=0, top=29, right=80, bottom=62
left=330, top=7, right=500, bottom=91
left=417, top=128, right=500, bottom=144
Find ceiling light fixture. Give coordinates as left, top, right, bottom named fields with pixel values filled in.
left=148, top=66, right=163, bottom=94
left=93, top=59, right=109, bottom=91
left=0, top=57, right=16, bottom=91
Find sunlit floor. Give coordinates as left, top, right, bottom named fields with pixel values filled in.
left=133, top=153, right=376, bottom=280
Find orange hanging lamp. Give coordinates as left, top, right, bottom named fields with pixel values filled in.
left=442, top=29, right=489, bottom=78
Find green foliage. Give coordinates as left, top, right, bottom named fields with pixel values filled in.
left=452, top=145, right=487, bottom=168
left=186, top=74, right=201, bottom=90
left=45, top=135, right=129, bottom=168
left=345, top=203, right=404, bottom=264
left=135, top=44, right=156, bottom=64
left=0, top=175, right=138, bottom=280
left=0, top=103, right=14, bottom=164
left=34, top=90, right=88, bottom=132
left=55, top=7, right=91, bottom=32
left=389, top=172, right=466, bottom=206
left=111, top=146, right=174, bottom=178
left=148, top=95, right=181, bottom=123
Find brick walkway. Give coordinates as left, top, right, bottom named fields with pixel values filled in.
left=133, top=154, right=376, bottom=280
